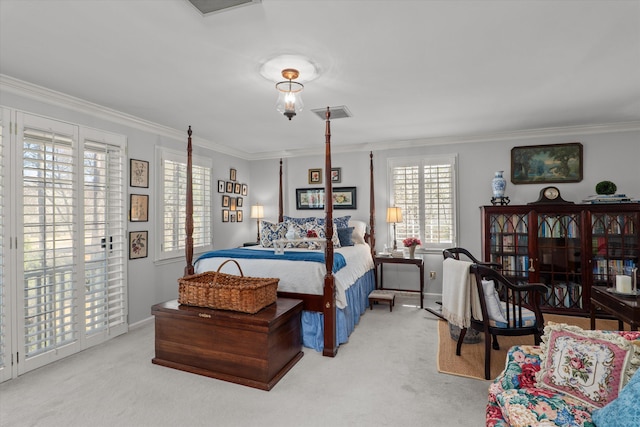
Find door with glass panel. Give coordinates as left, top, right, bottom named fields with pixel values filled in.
left=9, top=113, right=126, bottom=376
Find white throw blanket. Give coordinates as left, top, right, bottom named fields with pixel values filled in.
left=441, top=258, right=483, bottom=328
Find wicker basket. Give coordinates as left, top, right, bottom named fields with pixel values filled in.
left=178, top=259, right=278, bottom=314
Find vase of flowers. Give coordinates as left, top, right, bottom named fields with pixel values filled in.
left=403, top=237, right=421, bottom=259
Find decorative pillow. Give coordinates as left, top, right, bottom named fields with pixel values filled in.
left=337, top=227, right=354, bottom=247
left=592, top=369, right=640, bottom=427
left=481, top=279, right=507, bottom=325
left=349, top=219, right=367, bottom=244
left=259, top=220, right=286, bottom=248
left=283, top=216, right=317, bottom=227
left=316, top=215, right=351, bottom=230
left=535, top=323, right=640, bottom=409
left=490, top=303, right=537, bottom=328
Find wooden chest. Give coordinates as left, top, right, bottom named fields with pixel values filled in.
left=151, top=298, right=303, bottom=390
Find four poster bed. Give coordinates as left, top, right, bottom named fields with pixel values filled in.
left=182, top=109, right=377, bottom=357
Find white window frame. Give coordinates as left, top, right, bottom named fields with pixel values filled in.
left=388, top=154, right=458, bottom=252
left=155, top=146, right=213, bottom=262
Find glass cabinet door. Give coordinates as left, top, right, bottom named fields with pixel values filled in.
left=591, top=212, right=639, bottom=286
left=487, top=212, right=529, bottom=283
left=535, top=213, right=583, bottom=311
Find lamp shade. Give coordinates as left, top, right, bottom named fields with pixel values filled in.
left=250, top=204, right=264, bottom=219
left=386, top=207, right=403, bottom=223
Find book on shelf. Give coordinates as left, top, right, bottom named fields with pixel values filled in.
left=582, top=194, right=634, bottom=204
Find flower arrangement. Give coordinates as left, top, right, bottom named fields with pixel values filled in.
left=403, top=237, right=421, bottom=247
left=306, top=230, right=318, bottom=238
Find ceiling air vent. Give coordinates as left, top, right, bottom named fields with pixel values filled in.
left=311, top=106, right=353, bottom=120
left=187, top=0, right=261, bottom=16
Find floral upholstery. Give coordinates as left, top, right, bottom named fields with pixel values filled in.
left=488, top=330, right=640, bottom=427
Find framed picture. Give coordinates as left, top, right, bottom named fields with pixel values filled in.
left=331, top=167, right=341, bottom=183
left=230, top=213, right=237, bottom=222
left=230, top=168, right=237, bottom=181
left=222, top=209, right=229, bottom=222
left=222, top=195, right=230, bottom=207
left=237, top=210, right=243, bottom=222
left=129, top=231, right=148, bottom=259
left=308, top=168, right=322, bottom=184
left=226, top=181, right=233, bottom=193
left=130, top=194, right=149, bottom=222
left=218, top=180, right=225, bottom=193
left=230, top=198, right=237, bottom=211
left=130, top=159, right=149, bottom=188
left=241, top=184, right=248, bottom=196
left=234, top=183, right=241, bottom=194
left=511, top=142, right=583, bottom=184
left=237, top=197, right=243, bottom=207
left=295, top=187, right=357, bottom=210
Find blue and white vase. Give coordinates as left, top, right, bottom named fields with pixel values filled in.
left=491, top=171, right=507, bottom=198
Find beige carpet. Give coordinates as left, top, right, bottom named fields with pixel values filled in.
left=437, top=315, right=622, bottom=381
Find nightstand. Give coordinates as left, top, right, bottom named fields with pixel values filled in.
left=374, top=256, right=424, bottom=309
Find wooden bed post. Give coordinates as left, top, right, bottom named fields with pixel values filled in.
left=323, top=107, right=337, bottom=357
left=184, top=126, right=194, bottom=277
left=369, top=151, right=376, bottom=257
left=278, top=158, right=284, bottom=223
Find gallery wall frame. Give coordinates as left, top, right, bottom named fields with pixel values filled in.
left=511, top=142, right=583, bottom=184
left=230, top=168, right=237, bottom=181
left=130, top=194, right=149, bottom=222
left=331, top=167, right=341, bottom=183
left=308, top=168, right=322, bottom=184
left=129, top=231, right=148, bottom=259
left=218, top=180, right=225, bottom=193
left=130, top=159, right=149, bottom=188
left=296, top=187, right=357, bottom=210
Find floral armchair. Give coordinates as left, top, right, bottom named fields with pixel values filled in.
left=487, top=327, right=640, bottom=427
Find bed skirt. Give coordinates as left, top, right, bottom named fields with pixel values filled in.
left=301, top=269, right=375, bottom=352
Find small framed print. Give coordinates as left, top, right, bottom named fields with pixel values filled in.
left=130, top=159, right=149, bottom=188
left=237, top=197, right=243, bottom=207
left=218, top=180, right=225, bottom=193
left=308, top=168, right=322, bottom=184
left=230, top=198, right=237, bottom=211
left=222, top=195, right=230, bottom=207
left=230, top=213, right=237, bottom=222
left=241, top=184, right=248, bottom=196
left=226, top=181, right=233, bottom=193
left=222, top=210, right=229, bottom=222
left=130, top=194, right=149, bottom=222
left=331, top=167, right=341, bottom=183
left=129, top=231, right=148, bottom=259
left=230, top=168, right=237, bottom=181
left=234, top=183, right=241, bottom=194
left=237, top=210, right=243, bottom=222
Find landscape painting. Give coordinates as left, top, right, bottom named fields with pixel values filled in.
left=511, top=142, right=583, bottom=184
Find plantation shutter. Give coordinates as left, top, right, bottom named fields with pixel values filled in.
left=160, top=150, right=211, bottom=259
left=0, top=109, right=9, bottom=381
left=83, top=134, right=127, bottom=344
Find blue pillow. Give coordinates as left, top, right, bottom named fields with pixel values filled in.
left=592, top=369, right=640, bottom=426
left=316, top=215, right=351, bottom=230
left=337, top=227, right=354, bottom=247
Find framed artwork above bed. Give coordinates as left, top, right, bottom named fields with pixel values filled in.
left=296, top=187, right=356, bottom=210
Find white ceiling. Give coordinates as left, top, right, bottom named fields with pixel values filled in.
left=1, top=0, right=639, bottom=159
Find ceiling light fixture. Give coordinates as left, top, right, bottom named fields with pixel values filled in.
left=275, top=68, right=304, bottom=120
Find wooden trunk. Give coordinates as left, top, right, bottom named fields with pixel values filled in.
left=151, top=298, right=303, bottom=391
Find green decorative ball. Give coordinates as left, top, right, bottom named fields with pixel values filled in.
left=595, top=181, right=617, bottom=195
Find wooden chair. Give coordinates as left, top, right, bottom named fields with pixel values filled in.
left=443, top=247, right=502, bottom=269
left=462, top=264, right=547, bottom=380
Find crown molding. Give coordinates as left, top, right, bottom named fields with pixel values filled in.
left=0, top=74, right=250, bottom=159
left=3, top=74, right=638, bottom=161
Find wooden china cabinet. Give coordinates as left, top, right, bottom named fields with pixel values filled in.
left=481, top=203, right=640, bottom=316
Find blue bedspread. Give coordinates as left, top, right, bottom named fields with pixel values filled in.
left=195, top=247, right=346, bottom=273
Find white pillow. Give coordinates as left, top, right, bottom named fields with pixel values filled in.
left=481, top=279, right=507, bottom=324
left=348, top=220, right=367, bottom=245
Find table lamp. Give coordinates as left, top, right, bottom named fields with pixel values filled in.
left=250, top=204, right=264, bottom=243
left=386, top=206, right=403, bottom=250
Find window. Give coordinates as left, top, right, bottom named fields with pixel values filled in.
left=157, top=148, right=212, bottom=260
left=389, top=155, right=457, bottom=250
